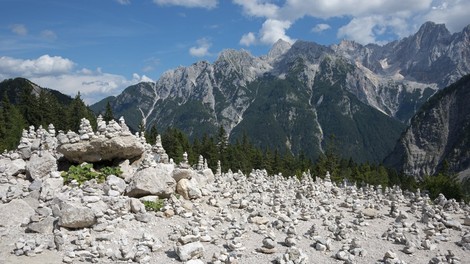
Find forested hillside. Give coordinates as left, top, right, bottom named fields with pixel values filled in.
left=0, top=78, right=96, bottom=151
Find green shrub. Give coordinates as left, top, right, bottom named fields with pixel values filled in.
left=99, top=166, right=122, bottom=177
left=421, top=173, right=463, bottom=201
left=61, top=164, right=122, bottom=186
left=143, top=199, right=165, bottom=212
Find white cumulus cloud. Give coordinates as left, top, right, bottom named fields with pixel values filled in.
left=235, top=0, right=470, bottom=46
left=154, top=0, right=217, bottom=9
left=337, top=16, right=384, bottom=44
left=259, top=19, right=294, bottom=45
left=233, top=0, right=279, bottom=18
left=189, top=38, right=212, bottom=57
left=0, top=55, right=74, bottom=77
left=240, top=32, right=256, bottom=46
left=311, top=23, right=331, bottom=33
left=0, top=55, right=152, bottom=104
left=423, top=0, right=470, bottom=32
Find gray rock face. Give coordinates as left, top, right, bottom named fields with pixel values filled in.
left=0, top=158, right=26, bottom=177
left=26, top=216, right=56, bottom=234
left=26, top=152, right=57, bottom=180
left=0, top=199, right=35, bottom=227
left=57, top=134, right=145, bottom=163
left=58, top=204, right=96, bottom=229
left=125, top=165, right=176, bottom=198
left=385, top=74, right=470, bottom=177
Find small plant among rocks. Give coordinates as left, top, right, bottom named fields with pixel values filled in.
left=143, top=199, right=165, bottom=212
left=61, top=163, right=122, bottom=185
left=99, top=166, right=123, bottom=178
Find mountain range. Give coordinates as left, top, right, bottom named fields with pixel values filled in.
left=91, top=22, right=470, bottom=165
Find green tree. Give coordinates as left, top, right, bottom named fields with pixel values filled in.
left=421, top=173, right=463, bottom=201
left=145, top=123, right=158, bottom=145
left=162, top=128, right=191, bottom=164
left=66, top=92, right=96, bottom=132
left=103, top=101, right=114, bottom=122
left=0, top=94, right=26, bottom=150
left=18, top=85, right=39, bottom=126
left=216, top=126, right=228, bottom=168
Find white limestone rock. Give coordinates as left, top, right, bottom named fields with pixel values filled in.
left=58, top=204, right=96, bottom=229
left=126, top=165, right=176, bottom=198
left=0, top=199, right=35, bottom=227
left=175, top=241, right=204, bottom=261
left=26, top=152, right=57, bottom=180
left=0, top=158, right=26, bottom=177
left=176, top=178, right=202, bottom=200
left=57, top=134, right=145, bottom=163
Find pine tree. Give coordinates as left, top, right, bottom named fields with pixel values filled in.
left=145, top=123, right=158, bottom=145
left=18, top=85, right=39, bottom=126
left=0, top=94, right=26, bottom=150
left=66, top=92, right=96, bottom=132
left=216, top=126, right=228, bottom=168
left=103, top=101, right=114, bottom=122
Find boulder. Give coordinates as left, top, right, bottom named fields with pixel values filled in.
left=104, top=175, right=127, bottom=196
left=202, top=168, right=215, bottom=184
left=57, top=134, right=145, bottom=163
left=26, top=216, right=56, bottom=234
left=362, top=208, right=378, bottom=219
left=0, top=199, right=35, bottom=227
left=130, top=198, right=146, bottom=214
left=176, top=241, right=204, bottom=261
left=176, top=178, right=202, bottom=200
left=26, top=152, right=57, bottom=180
left=173, top=168, right=196, bottom=182
left=58, top=204, right=96, bottom=229
left=40, top=177, right=64, bottom=201
left=126, top=165, right=176, bottom=198
left=0, top=158, right=26, bottom=177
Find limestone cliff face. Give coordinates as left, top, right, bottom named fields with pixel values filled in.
left=385, top=75, right=470, bottom=178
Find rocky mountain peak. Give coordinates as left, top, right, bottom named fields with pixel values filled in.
left=410, top=21, right=451, bottom=49
left=267, top=39, right=292, bottom=61
left=216, top=49, right=258, bottom=69
left=417, top=21, right=450, bottom=37
left=284, top=40, right=332, bottom=64
left=217, top=49, right=253, bottom=62
left=461, top=24, right=470, bottom=39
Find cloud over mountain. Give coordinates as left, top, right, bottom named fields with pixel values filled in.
left=235, top=0, right=470, bottom=45
left=0, top=55, right=151, bottom=104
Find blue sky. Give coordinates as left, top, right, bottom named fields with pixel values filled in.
left=1, top=0, right=469, bottom=103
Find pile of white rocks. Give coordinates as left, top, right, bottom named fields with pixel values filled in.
left=1, top=118, right=470, bottom=264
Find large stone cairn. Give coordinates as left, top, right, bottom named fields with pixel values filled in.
left=56, top=116, right=145, bottom=163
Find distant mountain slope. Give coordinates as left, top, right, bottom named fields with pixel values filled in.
left=89, top=96, right=116, bottom=115
left=0, top=77, right=73, bottom=105
left=92, top=22, right=470, bottom=163
left=384, top=74, right=470, bottom=178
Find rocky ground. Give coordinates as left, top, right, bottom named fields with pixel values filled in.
left=1, top=118, right=470, bottom=264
